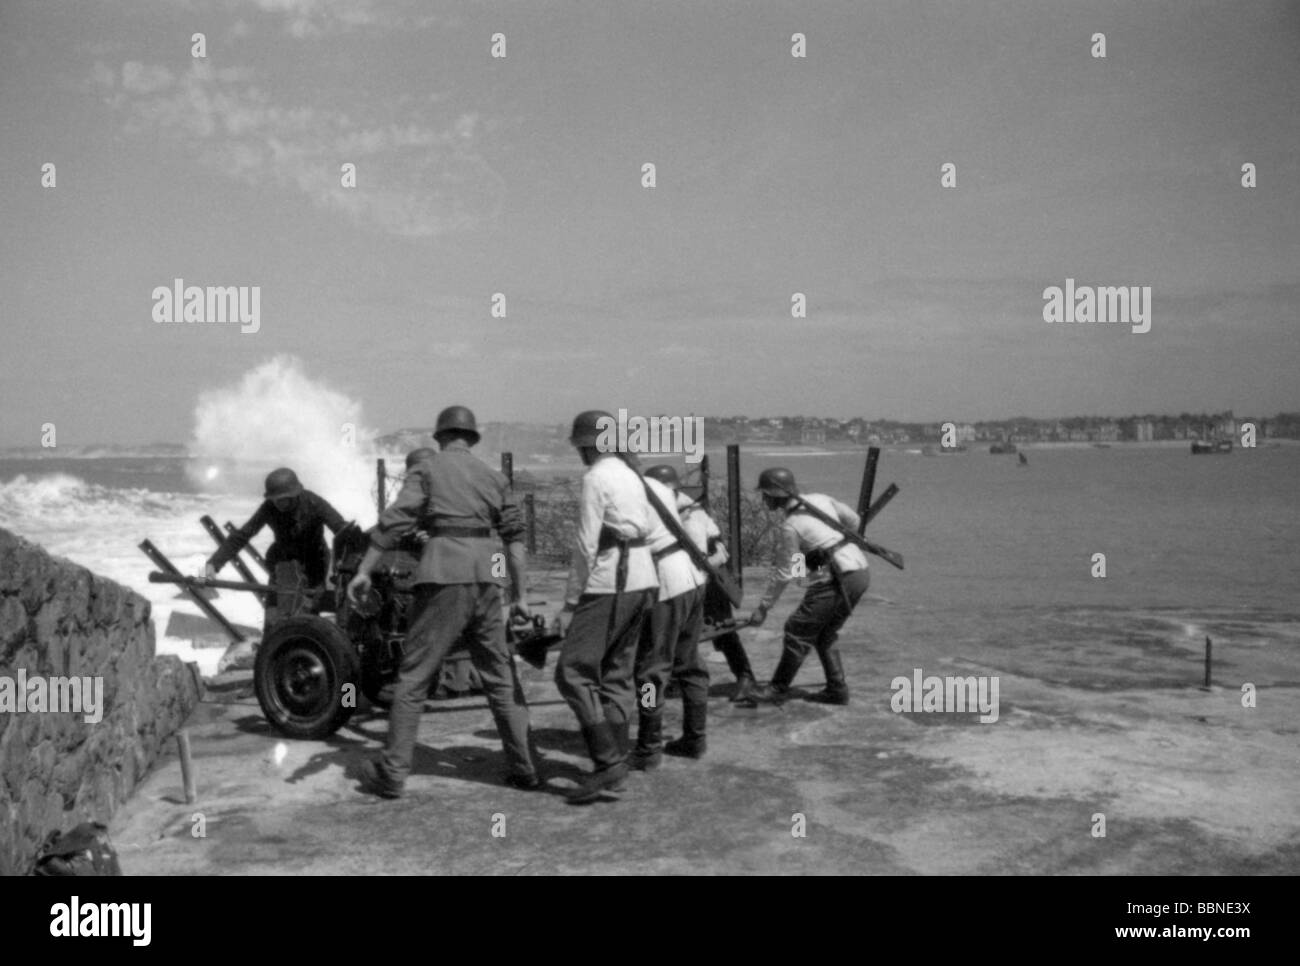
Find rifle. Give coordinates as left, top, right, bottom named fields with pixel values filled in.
left=641, top=481, right=745, bottom=608
left=771, top=486, right=906, bottom=571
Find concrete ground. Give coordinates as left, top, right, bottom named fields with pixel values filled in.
left=111, top=570, right=1300, bottom=874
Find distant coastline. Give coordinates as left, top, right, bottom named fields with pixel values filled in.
left=3, top=437, right=1295, bottom=463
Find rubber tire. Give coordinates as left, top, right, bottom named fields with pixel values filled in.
left=255, top=615, right=359, bottom=739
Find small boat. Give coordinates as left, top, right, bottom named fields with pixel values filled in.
left=1191, top=439, right=1233, bottom=455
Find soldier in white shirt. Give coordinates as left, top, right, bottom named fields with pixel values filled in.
left=749, top=468, right=869, bottom=705
left=555, top=411, right=659, bottom=803
left=664, top=469, right=759, bottom=706
left=632, top=466, right=709, bottom=767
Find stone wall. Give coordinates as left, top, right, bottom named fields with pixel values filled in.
left=0, top=527, right=201, bottom=875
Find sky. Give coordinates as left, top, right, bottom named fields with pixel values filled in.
left=1, top=0, right=1298, bottom=446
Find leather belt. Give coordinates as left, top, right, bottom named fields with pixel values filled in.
left=805, top=537, right=851, bottom=571
left=598, top=525, right=647, bottom=647
left=652, top=541, right=683, bottom=563
left=429, top=526, right=493, bottom=538
left=597, top=527, right=648, bottom=553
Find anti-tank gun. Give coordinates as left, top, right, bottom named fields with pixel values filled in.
left=144, top=518, right=559, bottom=740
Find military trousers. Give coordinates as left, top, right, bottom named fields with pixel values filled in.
left=634, top=586, right=708, bottom=724
left=555, top=589, right=656, bottom=737
left=381, top=582, right=535, bottom=784
left=781, top=568, right=870, bottom=667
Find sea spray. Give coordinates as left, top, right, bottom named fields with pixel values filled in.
left=186, top=355, right=378, bottom=524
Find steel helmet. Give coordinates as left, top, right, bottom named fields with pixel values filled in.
left=434, top=405, right=480, bottom=444
left=644, top=464, right=681, bottom=488
left=264, top=467, right=303, bottom=499
left=405, top=447, right=437, bottom=469
left=756, top=467, right=797, bottom=496
left=569, top=410, right=615, bottom=448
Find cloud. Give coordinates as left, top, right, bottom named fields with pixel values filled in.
left=91, top=60, right=502, bottom=238
left=121, top=61, right=174, bottom=94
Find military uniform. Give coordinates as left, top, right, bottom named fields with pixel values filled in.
left=556, top=438, right=657, bottom=801
left=678, top=491, right=757, bottom=704
left=362, top=435, right=536, bottom=793
left=208, top=478, right=348, bottom=630
left=756, top=483, right=869, bottom=704
left=209, top=489, right=345, bottom=589
left=631, top=475, right=707, bottom=767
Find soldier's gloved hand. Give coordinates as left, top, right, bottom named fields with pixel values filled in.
left=347, top=572, right=372, bottom=605
left=748, top=605, right=768, bottom=628
left=510, top=600, right=531, bottom=623
left=193, top=563, right=216, bottom=586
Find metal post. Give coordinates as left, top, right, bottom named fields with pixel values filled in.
left=726, top=444, right=743, bottom=589
left=501, top=452, right=513, bottom=486
left=199, top=515, right=257, bottom=586
left=1202, top=636, right=1213, bottom=690
left=138, top=539, right=245, bottom=644
left=176, top=730, right=196, bottom=804
left=699, top=454, right=711, bottom=512
left=376, top=458, right=387, bottom=514
left=863, top=483, right=900, bottom=528
left=856, top=447, right=880, bottom=535
left=524, top=493, right=536, bottom=554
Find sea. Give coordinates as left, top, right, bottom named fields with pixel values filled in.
left=1, top=443, right=1297, bottom=677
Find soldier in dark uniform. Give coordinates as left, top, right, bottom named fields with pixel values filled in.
left=349, top=406, right=538, bottom=798
left=201, top=468, right=350, bottom=626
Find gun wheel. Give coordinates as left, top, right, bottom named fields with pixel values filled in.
left=255, top=615, right=358, bottom=739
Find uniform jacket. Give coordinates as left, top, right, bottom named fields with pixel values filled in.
left=758, top=492, right=868, bottom=610
left=209, top=490, right=346, bottom=587
left=644, top=476, right=706, bottom=603
left=369, top=445, right=525, bottom=586
left=677, top=492, right=720, bottom=558
left=564, top=454, right=658, bottom=605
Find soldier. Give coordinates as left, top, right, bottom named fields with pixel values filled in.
left=749, top=468, right=869, bottom=705
left=656, top=466, right=758, bottom=706
left=200, top=468, right=350, bottom=626
left=638, top=465, right=713, bottom=760
left=348, top=405, right=538, bottom=798
left=555, top=410, right=658, bottom=804
left=630, top=466, right=708, bottom=768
